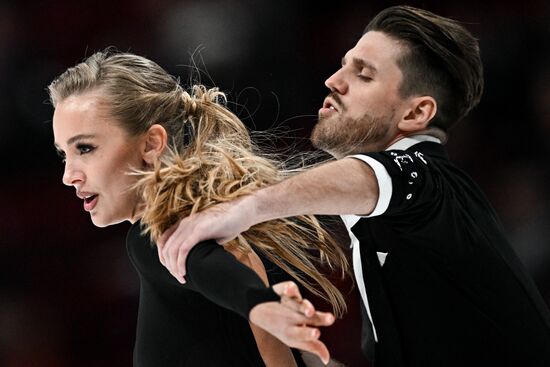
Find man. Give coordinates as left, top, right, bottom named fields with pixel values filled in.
left=157, top=6, right=550, bottom=366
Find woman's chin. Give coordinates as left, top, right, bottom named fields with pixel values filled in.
left=90, top=214, right=122, bottom=228
left=91, top=217, right=110, bottom=228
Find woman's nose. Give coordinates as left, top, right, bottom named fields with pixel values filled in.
left=62, top=160, right=85, bottom=187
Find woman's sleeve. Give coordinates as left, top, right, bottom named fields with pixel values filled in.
left=185, top=240, right=280, bottom=319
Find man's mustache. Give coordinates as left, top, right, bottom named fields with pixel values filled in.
left=329, top=92, right=343, bottom=111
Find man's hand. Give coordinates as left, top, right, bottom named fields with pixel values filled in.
left=156, top=196, right=256, bottom=283
left=249, top=281, right=335, bottom=365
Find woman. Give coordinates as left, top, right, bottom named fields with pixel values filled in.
left=49, top=50, right=348, bottom=366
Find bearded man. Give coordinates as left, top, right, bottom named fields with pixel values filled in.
left=155, top=6, right=550, bottom=367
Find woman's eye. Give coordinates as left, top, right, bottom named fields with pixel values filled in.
left=358, top=74, right=373, bottom=81
left=76, top=144, right=95, bottom=155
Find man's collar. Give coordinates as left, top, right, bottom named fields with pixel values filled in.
left=385, top=134, right=441, bottom=151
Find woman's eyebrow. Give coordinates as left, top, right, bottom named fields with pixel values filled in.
left=54, top=134, right=96, bottom=150
left=66, top=134, right=96, bottom=146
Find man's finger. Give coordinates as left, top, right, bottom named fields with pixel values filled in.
left=156, top=244, right=166, bottom=267
left=158, top=222, right=178, bottom=247
left=161, top=246, right=183, bottom=284
left=167, top=244, right=180, bottom=281
left=176, top=243, right=189, bottom=283
left=217, top=235, right=237, bottom=244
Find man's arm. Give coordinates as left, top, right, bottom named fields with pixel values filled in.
left=253, top=156, right=379, bottom=220
left=158, top=157, right=379, bottom=283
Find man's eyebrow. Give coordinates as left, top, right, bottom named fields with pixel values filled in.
left=54, top=134, right=96, bottom=150
left=352, top=57, right=377, bottom=74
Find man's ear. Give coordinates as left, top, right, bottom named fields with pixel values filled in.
left=142, top=124, right=167, bottom=164
left=397, top=96, right=437, bottom=133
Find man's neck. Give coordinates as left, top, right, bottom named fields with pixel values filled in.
left=384, top=128, right=447, bottom=150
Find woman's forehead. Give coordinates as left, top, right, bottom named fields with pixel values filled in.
left=52, top=94, right=123, bottom=146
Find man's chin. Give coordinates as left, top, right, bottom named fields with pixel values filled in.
left=311, top=135, right=343, bottom=158
left=310, top=129, right=325, bottom=151
left=311, top=119, right=328, bottom=145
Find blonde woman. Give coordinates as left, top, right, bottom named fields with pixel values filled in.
left=49, top=50, right=348, bottom=366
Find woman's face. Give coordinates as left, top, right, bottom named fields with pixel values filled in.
left=53, top=91, right=147, bottom=227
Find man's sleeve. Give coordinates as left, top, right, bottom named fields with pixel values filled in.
left=184, top=240, right=280, bottom=319
left=349, top=149, right=439, bottom=217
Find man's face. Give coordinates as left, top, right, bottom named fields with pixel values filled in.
left=313, top=31, right=408, bottom=157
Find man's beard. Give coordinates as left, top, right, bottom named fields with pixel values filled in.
left=311, top=109, right=394, bottom=158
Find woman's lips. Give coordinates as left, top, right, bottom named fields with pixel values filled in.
left=83, top=195, right=98, bottom=212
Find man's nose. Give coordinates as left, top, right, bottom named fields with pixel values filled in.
left=325, top=68, right=348, bottom=94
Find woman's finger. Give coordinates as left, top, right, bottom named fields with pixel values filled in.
left=280, top=297, right=316, bottom=317
left=296, top=340, right=331, bottom=365
left=273, top=281, right=302, bottom=301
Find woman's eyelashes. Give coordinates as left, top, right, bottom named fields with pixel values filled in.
left=56, top=144, right=96, bottom=163
left=76, top=143, right=96, bottom=155
left=56, top=149, right=66, bottom=163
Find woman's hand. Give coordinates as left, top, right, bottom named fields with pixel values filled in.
left=249, top=281, right=335, bottom=365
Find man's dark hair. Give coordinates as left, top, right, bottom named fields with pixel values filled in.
left=365, top=5, right=484, bottom=130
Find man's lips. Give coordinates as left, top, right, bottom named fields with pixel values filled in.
left=319, top=97, right=340, bottom=116
left=322, top=97, right=339, bottom=112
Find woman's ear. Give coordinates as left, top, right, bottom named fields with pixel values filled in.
left=142, top=124, right=167, bottom=164
left=397, top=96, right=437, bottom=133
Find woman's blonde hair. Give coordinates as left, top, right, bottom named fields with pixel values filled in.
left=48, top=50, right=349, bottom=316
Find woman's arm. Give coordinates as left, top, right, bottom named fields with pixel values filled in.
left=227, top=247, right=297, bottom=367
left=180, top=241, right=334, bottom=365
left=182, top=240, right=279, bottom=318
